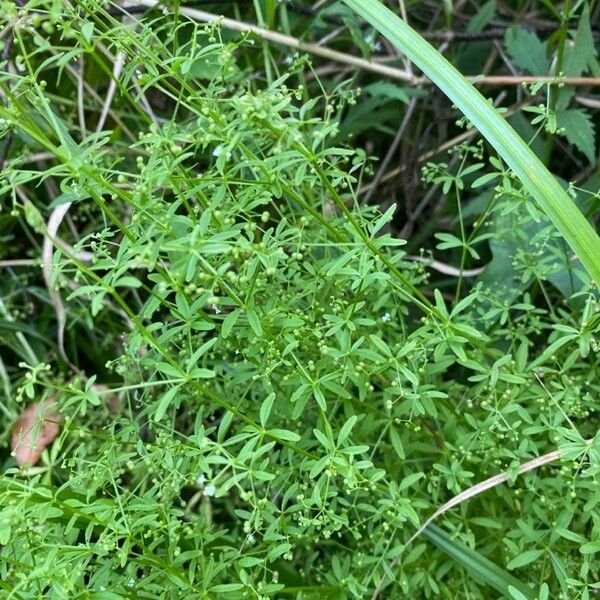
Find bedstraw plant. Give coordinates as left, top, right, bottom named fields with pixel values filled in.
left=0, top=1, right=599, bottom=599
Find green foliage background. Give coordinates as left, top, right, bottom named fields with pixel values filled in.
left=0, top=1, right=599, bottom=598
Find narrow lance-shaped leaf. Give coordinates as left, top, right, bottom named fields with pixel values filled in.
left=342, top=0, right=600, bottom=284
left=423, top=524, right=535, bottom=599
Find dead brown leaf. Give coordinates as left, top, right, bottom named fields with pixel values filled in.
left=11, top=398, right=61, bottom=467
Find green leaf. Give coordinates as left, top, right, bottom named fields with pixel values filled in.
left=504, top=26, right=550, bottom=75
left=580, top=541, right=600, bottom=554
left=187, top=338, right=218, bottom=370
left=156, top=362, right=183, bottom=378
left=369, top=334, right=392, bottom=357
left=221, top=308, right=241, bottom=338
left=435, top=232, right=463, bottom=250
left=556, top=108, right=596, bottom=164
left=342, top=0, right=600, bottom=284
left=423, top=525, right=535, bottom=599
left=337, top=415, right=358, bottom=445
left=398, top=472, right=423, bottom=491
left=555, top=528, right=587, bottom=544
left=210, top=583, right=244, bottom=593
left=389, top=426, right=405, bottom=460
left=313, top=386, right=327, bottom=411
left=309, top=456, right=329, bottom=479
left=266, top=542, right=292, bottom=562
left=81, top=21, right=94, bottom=44
left=467, top=0, right=496, bottom=33
left=313, top=428, right=332, bottom=450
left=342, top=444, right=369, bottom=455
left=371, top=203, right=397, bottom=235
left=238, top=556, right=262, bottom=568
left=267, top=429, right=301, bottom=442
left=260, top=392, right=276, bottom=427
left=529, top=333, right=577, bottom=368
left=217, top=411, right=234, bottom=443
left=507, top=549, right=544, bottom=570
left=246, top=305, right=262, bottom=336
left=472, top=172, right=499, bottom=188
left=508, top=586, right=532, bottom=600
left=216, top=472, right=248, bottom=496
left=189, top=368, right=216, bottom=379
left=0, top=525, right=11, bottom=545
left=23, top=200, right=44, bottom=233
left=563, top=4, right=600, bottom=80
left=154, top=385, right=181, bottom=422
left=114, top=276, right=142, bottom=289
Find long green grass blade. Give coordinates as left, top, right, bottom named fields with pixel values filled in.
left=423, top=524, right=535, bottom=599
left=343, top=0, right=600, bottom=284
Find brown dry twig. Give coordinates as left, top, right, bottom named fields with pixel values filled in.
left=136, top=2, right=600, bottom=89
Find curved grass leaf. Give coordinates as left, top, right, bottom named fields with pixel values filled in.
left=423, top=524, right=535, bottom=599
left=342, top=0, right=600, bottom=284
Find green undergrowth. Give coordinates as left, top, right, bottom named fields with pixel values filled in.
left=0, top=1, right=599, bottom=598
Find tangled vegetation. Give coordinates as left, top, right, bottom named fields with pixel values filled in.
left=1, top=1, right=600, bottom=598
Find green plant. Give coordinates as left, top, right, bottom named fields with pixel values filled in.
left=342, top=0, right=600, bottom=284
left=0, top=2, right=599, bottom=599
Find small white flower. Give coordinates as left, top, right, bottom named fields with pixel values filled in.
left=212, top=145, right=223, bottom=157
left=284, top=52, right=299, bottom=65
left=382, top=312, right=391, bottom=323
left=196, top=474, right=206, bottom=486
left=204, top=484, right=216, bottom=497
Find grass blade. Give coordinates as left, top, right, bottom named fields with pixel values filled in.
left=342, top=0, right=600, bottom=284
left=423, top=524, right=535, bottom=599
left=371, top=446, right=565, bottom=597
